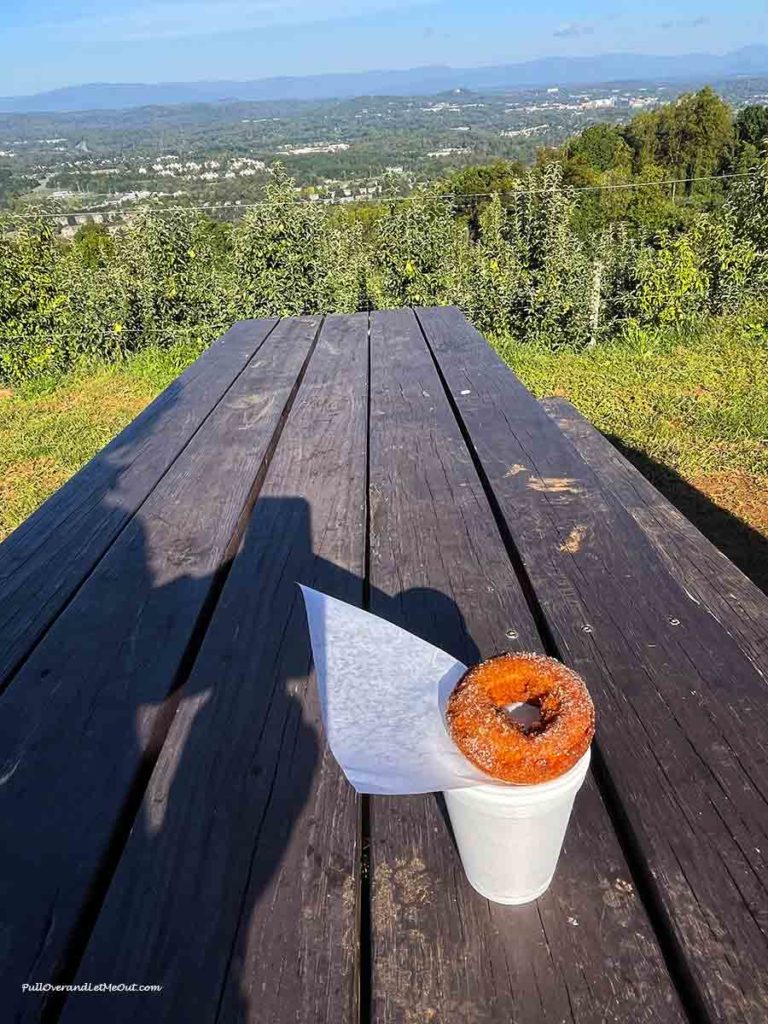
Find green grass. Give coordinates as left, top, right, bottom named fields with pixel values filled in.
left=498, top=319, right=768, bottom=481
left=0, top=341, right=202, bottom=540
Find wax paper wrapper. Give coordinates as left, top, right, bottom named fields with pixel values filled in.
left=300, top=585, right=500, bottom=794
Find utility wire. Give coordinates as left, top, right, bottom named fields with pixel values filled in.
left=3, top=170, right=757, bottom=221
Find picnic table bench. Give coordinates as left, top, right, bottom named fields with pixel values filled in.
left=1, top=307, right=767, bottom=1024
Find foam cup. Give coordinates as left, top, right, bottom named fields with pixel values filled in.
left=443, top=747, right=591, bottom=905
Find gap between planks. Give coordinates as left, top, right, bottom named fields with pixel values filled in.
left=43, top=316, right=326, bottom=1024
left=359, top=310, right=374, bottom=1024
left=413, top=309, right=709, bottom=1024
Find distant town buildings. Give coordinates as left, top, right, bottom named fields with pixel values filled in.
left=277, top=143, right=350, bottom=156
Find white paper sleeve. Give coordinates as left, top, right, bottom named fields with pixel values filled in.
left=300, top=585, right=496, bottom=794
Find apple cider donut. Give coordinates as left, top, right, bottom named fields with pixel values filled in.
left=446, top=652, right=595, bottom=784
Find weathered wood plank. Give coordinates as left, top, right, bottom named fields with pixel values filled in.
left=0, top=317, right=319, bottom=1024
left=367, top=308, right=685, bottom=1024
left=0, top=318, right=277, bottom=692
left=418, top=304, right=768, bottom=1023
left=542, top=396, right=768, bottom=677
left=57, top=313, right=368, bottom=1024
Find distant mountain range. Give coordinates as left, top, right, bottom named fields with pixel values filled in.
left=2, top=46, right=768, bottom=114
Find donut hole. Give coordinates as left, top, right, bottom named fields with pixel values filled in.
left=503, top=699, right=546, bottom=734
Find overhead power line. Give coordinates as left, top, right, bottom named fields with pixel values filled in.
left=2, top=170, right=758, bottom=222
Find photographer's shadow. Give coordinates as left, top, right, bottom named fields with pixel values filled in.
left=112, top=494, right=478, bottom=1023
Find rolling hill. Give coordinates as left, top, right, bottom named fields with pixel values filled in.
left=1, top=46, right=767, bottom=113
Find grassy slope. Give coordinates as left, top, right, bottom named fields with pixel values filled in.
left=500, top=325, right=768, bottom=480
left=0, top=342, right=202, bottom=540
left=0, top=325, right=766, bottom=562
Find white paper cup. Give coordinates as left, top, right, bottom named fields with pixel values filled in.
left=443, top=747, right=591, bottom=905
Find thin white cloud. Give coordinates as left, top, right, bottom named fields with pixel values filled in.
left=45, top=0, right=435, bottom=43
left=553, top=20, right=596, bottom=39
left=658, top=15, right=709, bottom=29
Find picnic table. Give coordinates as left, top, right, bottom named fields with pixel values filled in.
left=1, top=307, right=767, bottom=1024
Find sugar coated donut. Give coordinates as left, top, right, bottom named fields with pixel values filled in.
left=446, top=652, right=595, bottom=784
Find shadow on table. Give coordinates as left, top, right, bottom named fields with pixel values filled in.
left=64, top=491, right=478, bottom=1023
left=156, top=494, right=479, bottom=1022
left=607, top=436, right=768, bottom=595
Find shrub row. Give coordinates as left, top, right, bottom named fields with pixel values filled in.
left=1, top=162, right=767, bottom=385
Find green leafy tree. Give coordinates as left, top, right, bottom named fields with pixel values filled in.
left=735, top=105, right=768, bottom=149
left=319, top=217, right=371, bottom=313
left=448, top=160, right=525, bottom=239
left=649, top=88, right=731, bottom=191
left=622, top=88, right=733, bottom=193
left=230, top=164, right=330, bottom=316
left=0, top=217, right=71, bottom=382
left=727, top=154, right=768, bottom=255
left=689, top=213, right=760, bottom=314
left=565, top=124, right=632, bottom=176
left=462, top=192, right=524, bottom=334
left=72, top=221, right=114, bottom=270
left=370, top=185, right=469, bottom=308
left=634, top=232, right=707, bottom=327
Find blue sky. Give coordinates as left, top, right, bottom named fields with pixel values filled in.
left=1, top=0, right=765, bottom=95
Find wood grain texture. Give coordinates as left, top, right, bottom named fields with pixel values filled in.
left=58, top=313, right=368, bottom=1024
left=0, top=317, right=319, bottom=1024
left=367, top=308, right=685, bottom=1024
left=418, top=305, right=768, bottom=1024
left=542, top=396, right=768, bottom=677
left=0, top=318, right=277, bottom=692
